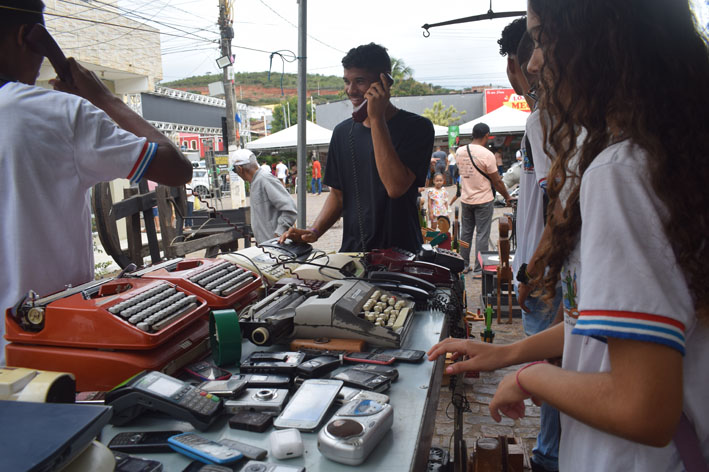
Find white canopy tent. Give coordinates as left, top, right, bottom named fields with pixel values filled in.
left=459, top=106, right=530, bottom=135
left=433, top=124, right=449, bottom=137
left=246, top=120, right=332, bottom=152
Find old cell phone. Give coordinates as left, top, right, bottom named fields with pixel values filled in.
left=113, top=452, right=163, bottom=472
left=240, top=351, right=305, bottom=375
left=240, top=461, right=305, bottom=472
left=351, top=363, right=399, bottom=381
left=273, top=379, right=343, bottom=431
left=105, top=371, right=223, bottom=431
left=374, top=347, right=426, bottom=363
left=184, top=360, right=232, bottom=381
left=239, top=373, right=291, bottom=389
left=218, top=438, right=268, bottom=461
left=332, top=368, right=391, bottom=393
left=198, top=378, right=248, bottom=398
left=75, top=390, right=107, bottom=404
left=336, top=386, right=389, bottom=405
left=108, top=430, right=183, bottom=454
left=168, top=432, right=243, bottom=465
left=228, top=410, right=274, bottom=432
left=352, top=72, right=395, bottom=123
left=294, top=355, right=341, bottom=378
left=343, top=351, right=396, bottom=365
left=182, top=462, right=233, bottom=472
left=24, top=24, right=71, bottom=84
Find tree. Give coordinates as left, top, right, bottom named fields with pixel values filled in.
left=271, top=96, right=314, bottom=132
left=422, top=101, right=467, bottom=127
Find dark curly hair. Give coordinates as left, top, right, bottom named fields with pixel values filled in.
left=498, top=17, right=527, bottom=57
left=341, top=43, right=391, bottom=74
left=529, top=0, right=709, bottom=320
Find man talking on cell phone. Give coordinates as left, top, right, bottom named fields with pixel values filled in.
left=280, top=43, right=434, bottom=252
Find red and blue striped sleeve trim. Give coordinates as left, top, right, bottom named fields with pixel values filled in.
left=538, top=176, right=547, bottom=190
left=572, top=310, right=686, bottom=355
left=126, top=141, right=157, bottom=184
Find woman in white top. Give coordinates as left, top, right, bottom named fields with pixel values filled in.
left=429, top=0, right=709, bottom=470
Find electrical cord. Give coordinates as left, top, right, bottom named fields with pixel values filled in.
left=348, top=121, right=368, bottom=256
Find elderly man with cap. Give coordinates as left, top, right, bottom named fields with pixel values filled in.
left=230, top=149, right=297, bottom=244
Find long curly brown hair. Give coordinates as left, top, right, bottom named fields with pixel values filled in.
left=529, top=0, right=709, bottom=319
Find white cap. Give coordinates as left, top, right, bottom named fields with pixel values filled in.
left=229, top=149, right=256, bottom=168
left=515, top=150, right=522, bottom=160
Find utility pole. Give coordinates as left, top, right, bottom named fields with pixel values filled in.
left=219, top=0, right=237, bottom=150
left=296, top=0, right=307, bottom=227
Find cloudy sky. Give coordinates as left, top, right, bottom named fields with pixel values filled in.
left=119, top=0, right=708, bottom=89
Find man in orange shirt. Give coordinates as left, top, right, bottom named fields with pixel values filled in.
left=456, top=123, right=511, bottom=275
left=311, top=157, right=322, bottom=195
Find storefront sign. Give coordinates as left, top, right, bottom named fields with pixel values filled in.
left=484, top=88, right=530, bottom=113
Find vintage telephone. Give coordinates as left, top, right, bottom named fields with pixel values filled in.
left=24, top=23, right=71, bottom=84
left=219, top=240, right=312, bottom=284
left=352, top=72, right=395, bottom=123
left=290, top=252, right=365, bottom=281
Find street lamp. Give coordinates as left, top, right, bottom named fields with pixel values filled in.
left=216, top=55, right=232, bottom=69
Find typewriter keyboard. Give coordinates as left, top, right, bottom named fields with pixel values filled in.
left=358, top=289, right=412, bottom=331
left=188, top=260, right=257, bottom=296
left=109, top=282, right=199, bottom=332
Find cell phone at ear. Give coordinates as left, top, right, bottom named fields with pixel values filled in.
left=351, top=73, right=395, bottom=123
left=24, top=24, right=71, bottom=83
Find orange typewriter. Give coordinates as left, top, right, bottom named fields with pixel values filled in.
left=133, top=258, right=262, bottom=311
left=5, top=277, right=211, bottom=391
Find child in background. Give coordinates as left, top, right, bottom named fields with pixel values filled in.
left=427, top=173, right=457, bottom=230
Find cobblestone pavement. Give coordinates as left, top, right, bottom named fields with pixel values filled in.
left=178, top=186, right=537, bottom=463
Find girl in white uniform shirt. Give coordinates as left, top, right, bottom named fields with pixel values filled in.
left=428, top=0, right=709, bottom=470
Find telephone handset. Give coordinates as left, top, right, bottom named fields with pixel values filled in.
left=352, top=72, right=395, bottom=123
left=24, top=24, right=71, bottom=84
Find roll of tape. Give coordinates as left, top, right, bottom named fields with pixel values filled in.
left=209, top=309, right=242, bottom=366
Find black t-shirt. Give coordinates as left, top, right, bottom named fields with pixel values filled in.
left=324, top=110, right=434, bottom=252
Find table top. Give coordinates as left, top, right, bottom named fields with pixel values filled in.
left=100, top=304, right=447, bottom=472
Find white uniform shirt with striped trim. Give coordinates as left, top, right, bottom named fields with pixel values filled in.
left=0, top=82, right=156, bottom=365
left=558, top=140, right=708, bottom=471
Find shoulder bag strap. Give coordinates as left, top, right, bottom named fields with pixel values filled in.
left=466, top=145, right=495, bottom=197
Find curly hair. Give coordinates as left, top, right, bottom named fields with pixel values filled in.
left=341, top=43, right=391, bottom=74
left=529, top=0, right=709, bottom=319
left=498, top=17, right=527, bottom=57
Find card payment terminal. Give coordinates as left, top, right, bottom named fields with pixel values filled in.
left=105, top=371, right=223, bottom=431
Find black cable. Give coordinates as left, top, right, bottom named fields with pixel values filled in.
left=348, top=121, right=368, bottom=255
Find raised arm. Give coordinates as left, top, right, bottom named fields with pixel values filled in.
left=51, top=59, right=191, bottom=186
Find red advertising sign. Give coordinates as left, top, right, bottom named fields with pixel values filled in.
left=484, top=88, right=530, bottom=113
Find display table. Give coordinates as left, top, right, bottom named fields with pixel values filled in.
left=100, top=305, right=448, bottom=471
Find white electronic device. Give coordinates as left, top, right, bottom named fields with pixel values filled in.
left=290, top=253, right=365, bottom=282
left=219, top=247, right=296, bottom=283
left=317, top=399, right=394, bottom=466
left=0, top=367, right=75, bottom=403
left=273, top=379, right=343, bottom=431
left=269, top=428, right=304, bottom=460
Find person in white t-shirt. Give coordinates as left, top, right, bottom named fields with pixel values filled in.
left=447, top=148, right=457, bottom=185
left=275, top=160, right=288, bottom=187
left=0, top=0, right=192, bottom=366
left=429, top=0, right=708, bottom=470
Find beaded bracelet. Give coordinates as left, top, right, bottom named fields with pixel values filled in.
left=515, top=360, right=548, bottom=396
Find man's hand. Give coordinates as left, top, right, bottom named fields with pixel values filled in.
left=427, top=337, right=508, bottom=374
left=49, top=58, right=114, bottom=107
left=279, top=226, right=318, bottom=244
left=489, top=371, right=532, bottom=422
left=365, top=73, right=391, bottom=122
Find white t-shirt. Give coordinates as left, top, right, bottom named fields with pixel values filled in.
left=260, top=163, right=271, bottom=174
left=511, top=110, right=550, bottom=283
left=0, top=82, right=155, bottom=365
left=447, top=152, right=456, bottom=166
left=275, top=163, right=288, bottom=180
left=558, top=140, right=708, bottom=471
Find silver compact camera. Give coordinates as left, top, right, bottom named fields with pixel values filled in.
left=317, top=398, right=394, bottom=465
left=224, top=388, right=289, bottom=416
